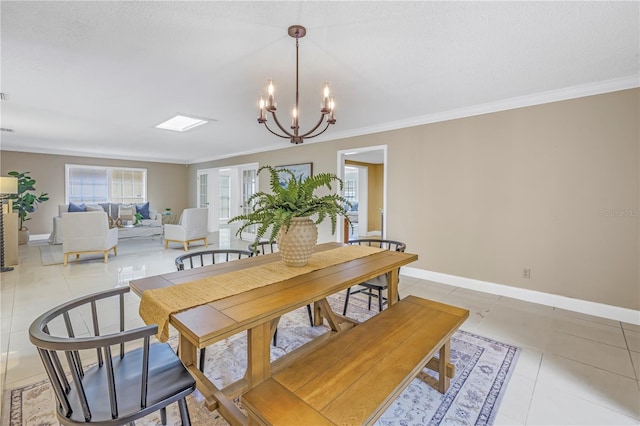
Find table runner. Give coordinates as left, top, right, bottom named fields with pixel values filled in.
left=140, top=245, right=384, bottom=342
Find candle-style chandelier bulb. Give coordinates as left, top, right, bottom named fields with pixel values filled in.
left=256, top=25, right=336, bottom=145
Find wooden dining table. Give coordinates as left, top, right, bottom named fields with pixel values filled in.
left=129, top=242, right=417, bottom=426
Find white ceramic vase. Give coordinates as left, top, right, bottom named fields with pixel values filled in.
left=276, top=217, right=318, bottom=267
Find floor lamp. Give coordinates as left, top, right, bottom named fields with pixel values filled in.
left=1, top=176, right=18, bottom=273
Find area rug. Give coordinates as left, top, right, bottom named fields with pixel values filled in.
left=3, top=295, right=520, bottom=425
left=39, top=237, right=171, bottom=266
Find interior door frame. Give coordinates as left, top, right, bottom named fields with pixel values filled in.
left=343, top=164, right=369, bottom=238
left=237, top=162, right=260, bottom=241
left=337, top=145, right=388, bottom=242
left=196, top=168, right=219, bottom=232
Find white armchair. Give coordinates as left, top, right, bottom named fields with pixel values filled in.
left=164, top=208, right=209, bottom=251
left=62, top=211, right=118, bottom=266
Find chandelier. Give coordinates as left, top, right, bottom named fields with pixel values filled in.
left=257, top=25, right=336, bottom=145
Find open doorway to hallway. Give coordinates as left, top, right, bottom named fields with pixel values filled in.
left=337, top=146, right=387, bottom=242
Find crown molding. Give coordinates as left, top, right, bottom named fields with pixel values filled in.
left=4, top=77, right=636, bottom=165
left=198, top=75, right=638, bottom=164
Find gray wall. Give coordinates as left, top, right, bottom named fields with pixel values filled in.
left=190, top=89, right=640, bottom=310
left=0, top=151, right=190, bottom=234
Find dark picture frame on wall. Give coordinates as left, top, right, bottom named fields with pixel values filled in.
left=275, top=163, right=313, bottom=186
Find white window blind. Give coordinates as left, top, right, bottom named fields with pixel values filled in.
left=67, top=167, right=108, bottom=204
left=199, top=173, right=208, bottom=208
left=66, top=165, right=147, bottom=204
left=219, top=175, right=230, bottom=220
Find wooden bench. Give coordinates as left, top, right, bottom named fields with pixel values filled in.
left=242, top=295, right=469, bottom=425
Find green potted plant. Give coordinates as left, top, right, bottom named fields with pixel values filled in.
left=7, top=171, right=49, bottom=244
left=229, top=165, right=352, bottom=266
left=134, top=212, right=144, bottom=225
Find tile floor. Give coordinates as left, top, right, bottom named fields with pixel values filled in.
left=1, top=231, right=639, bottom=425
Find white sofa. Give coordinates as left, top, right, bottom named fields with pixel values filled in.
left=49, top=203, right=163, bottom=244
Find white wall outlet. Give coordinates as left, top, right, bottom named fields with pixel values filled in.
left=523, top=268, right=531, bottom=279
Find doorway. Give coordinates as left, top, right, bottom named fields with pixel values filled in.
left=196, top=162, right=259, bottom=238
left=337, top=145, right=387, bottom=242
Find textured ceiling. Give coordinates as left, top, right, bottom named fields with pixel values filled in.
left=1, top=1, right=638, bottom=164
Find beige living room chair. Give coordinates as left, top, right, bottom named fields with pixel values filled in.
left=164, top=208, right=209, bottom=251
left=62, top=211, right=118, bottom=266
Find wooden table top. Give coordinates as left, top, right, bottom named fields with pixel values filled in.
left=130, top=242, right=418, bottom=348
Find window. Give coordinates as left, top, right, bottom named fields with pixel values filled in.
left=219, top=175, right=231, bottom=220
left=344, top=166, right=359, bottom=205
left=198, top=173, right=208, bottom=208
left=66, top=165, right=147, bottom=204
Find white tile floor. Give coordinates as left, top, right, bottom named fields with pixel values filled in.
left=1, top=232, right=639, bottom=425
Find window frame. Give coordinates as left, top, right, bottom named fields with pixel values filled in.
left=65, top=164, right=148, bottom=205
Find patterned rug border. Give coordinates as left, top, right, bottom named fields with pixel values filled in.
left=3, top=295, right=521, bottom=425
left=476, top=333, right=520, bottom=425
left=457, top=331, right=520, bottom=426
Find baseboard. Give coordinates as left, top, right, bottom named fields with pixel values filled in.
left=30, top=233, right=49, bottom=241
left=402, top=267, right=640, bottom=325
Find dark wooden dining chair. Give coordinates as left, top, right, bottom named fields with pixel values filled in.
left=175, top=249, right=253, bottom=371
left=343, top=239, right=407, bottom=315
left=247, top=240, right=278, bottom=256
left=28, top=286, right=195, bottom=426
left=175, top=248, right=253, bottom=270
left=249, top=241, right=314, bottom=345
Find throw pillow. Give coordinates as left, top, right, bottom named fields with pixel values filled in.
left=68, top=202, right=86, bottom=212
left=86, top=204, right=103, bottom=212
left=136, top=202, right=150, bottom=219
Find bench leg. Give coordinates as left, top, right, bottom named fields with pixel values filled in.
left=438, top=339, right=451, bottom=393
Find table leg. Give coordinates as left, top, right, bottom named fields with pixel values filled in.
left=438, top=339, right=451, bottom=393
left=387, top=268, right=399, bottom=307
left=178, top=333, right=197, bottom=368
left=313, top=301, right=323, bottom=327
left=246, top=322, right=271, bottom=387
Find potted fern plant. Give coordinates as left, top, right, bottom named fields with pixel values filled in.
left=229, top=165, right=352, bottom=266
left=7, top=171, right=49, bottom=244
